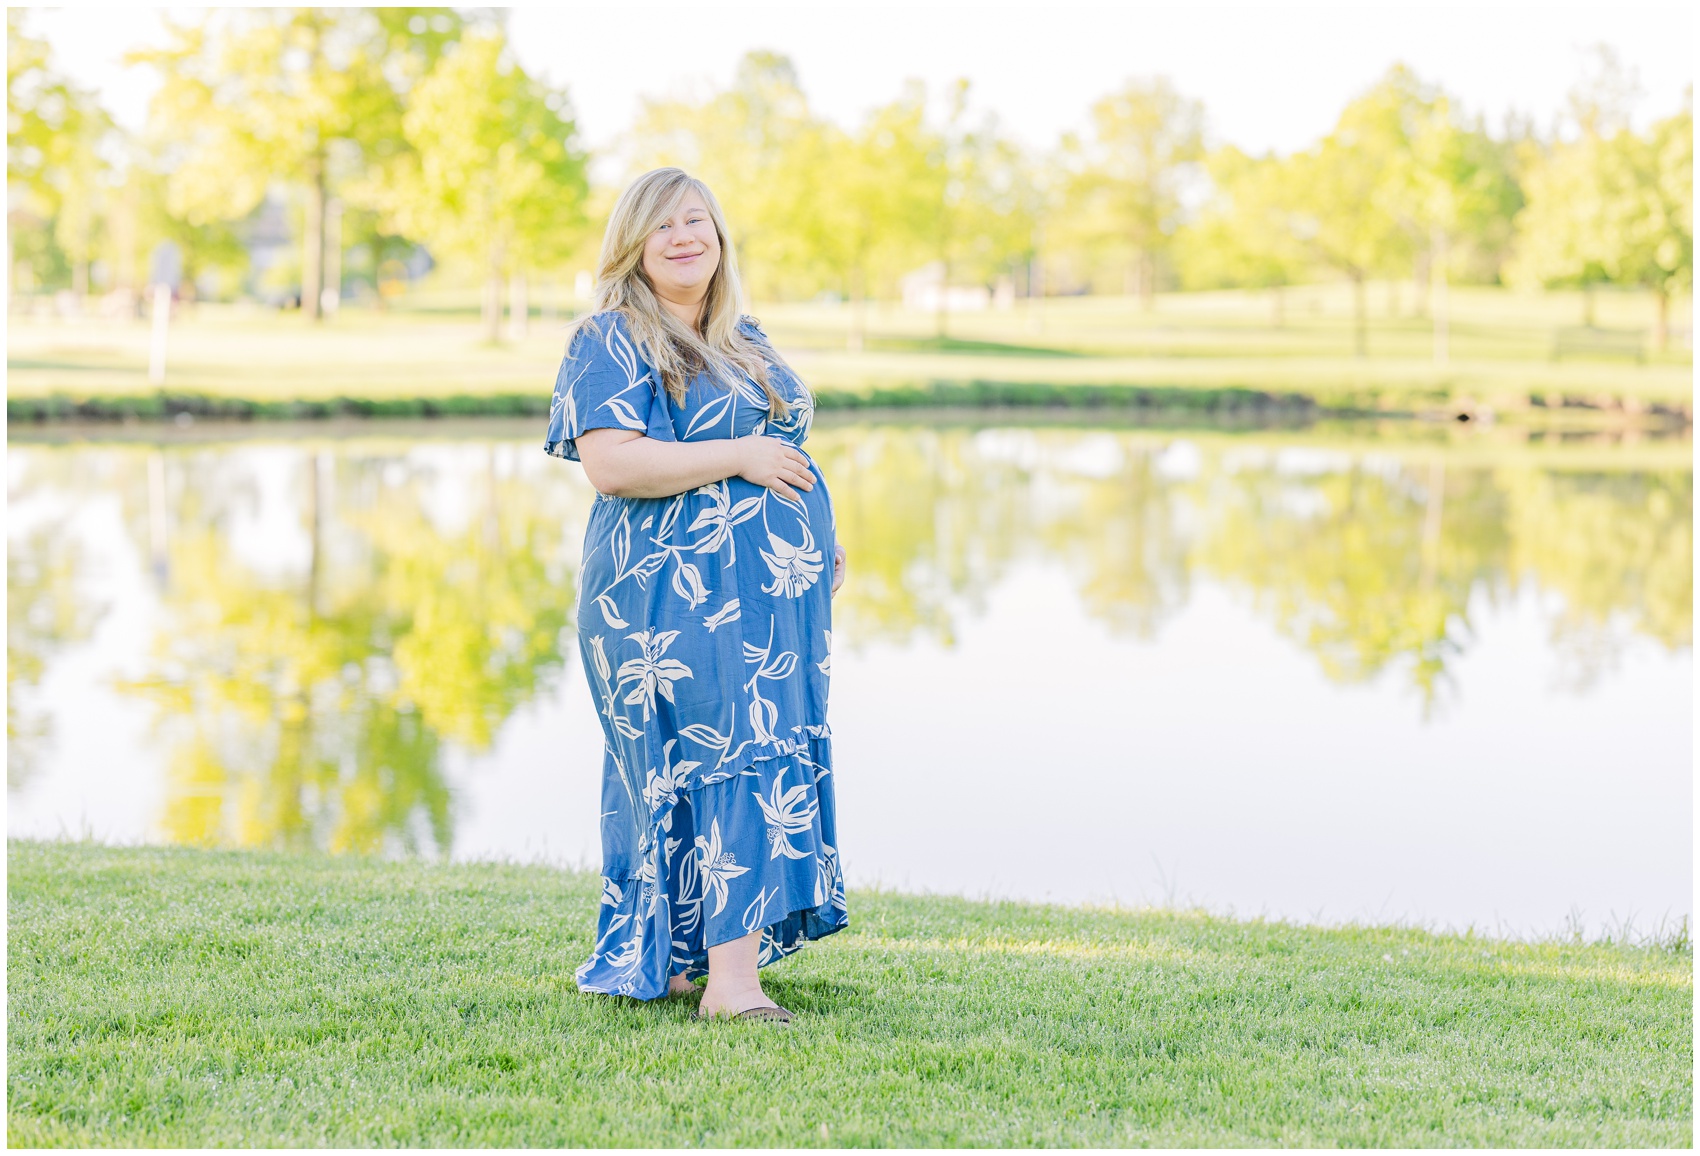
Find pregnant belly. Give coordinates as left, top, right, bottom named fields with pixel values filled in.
left=579, top=472, right=834, bottom=612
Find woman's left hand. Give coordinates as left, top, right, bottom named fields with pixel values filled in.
left=831, top=542, right=847, bottom=596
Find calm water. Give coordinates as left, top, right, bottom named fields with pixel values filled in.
left=8, top=418, right=1692, bottom=938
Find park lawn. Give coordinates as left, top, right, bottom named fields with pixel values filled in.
left=6, top=284, right=1692, bottom=419
left=8, top=841, right=1691, bottom=1147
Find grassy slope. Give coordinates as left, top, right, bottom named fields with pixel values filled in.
left=6, top=284, right=1692, bottom=419
left=8, top=841, right=1691, bottom=1147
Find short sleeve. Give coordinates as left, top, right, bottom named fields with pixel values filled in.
left=739, top=314, right=813, bottom=420
left=544, top=313, right=677, bottom=462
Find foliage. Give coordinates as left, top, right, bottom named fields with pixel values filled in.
left=6, top=12, right=120, bottom=294
left=13, top=13, right=1693, bottom=326
left=1511, top=100, right=1693, bottom=335
left=382, top=29, right=588, bottom=277
left=132, top=8, right=462, bottom=314
left=1175, top=146, right=1308, bottom=292
left=1057, top=77, right=1205, bottom=299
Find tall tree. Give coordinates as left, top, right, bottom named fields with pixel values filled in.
left=136, top=8, right=444, bottom=318
left=381, top=29, right=589, bottom=342
left=930, top=83, right=1036, bottom=337
left=1176, top=146, right=1311, bottom=323
left=1283, top=70, right=1422, bottom=356
left=1409, top=97, right=1523, bottom=362
left=1510, top=85, right=1692, bottom=347
left=7, top=12, right=116, bottom=297
left=1061, top=78, right=1205, bottom=308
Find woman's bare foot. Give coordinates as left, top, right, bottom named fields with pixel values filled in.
left=696, top=981, right=779, bottom=1019
left=667, top=973, right=700, bottom=998
left=695, top=930, right=781, bottom=1019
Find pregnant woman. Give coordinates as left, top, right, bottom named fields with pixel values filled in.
left=545, top=168, right=847, bottom=1022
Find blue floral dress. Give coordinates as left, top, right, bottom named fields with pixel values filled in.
left=544, top=311, right=847, bottom=1000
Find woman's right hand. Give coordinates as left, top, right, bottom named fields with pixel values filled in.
left=737, top=435, right=815, bottom=502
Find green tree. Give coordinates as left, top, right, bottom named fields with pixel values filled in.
left=1284, top=69, right=1426, bottom=356
left=7, top=12, right=118, bottom=297
left=1409, top=97, right=1524, bottom=362
left=1059, top=78, right=1205, bottom=308
left=929, top=84, right=1037, bottom=337
left=826, top=86, right=949, bottom=338
left=1176, top=146, right=1311, bottom=323
left=136, top=8, right=445, bottom=318
left=382, top=29, right=589, bottom=341
left=1511, top=103, right=1692, bottom=347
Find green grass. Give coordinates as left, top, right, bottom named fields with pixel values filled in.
left=8, top=841, right=1692, bottom=1147
left=6, top=283, right=1692, bottom=424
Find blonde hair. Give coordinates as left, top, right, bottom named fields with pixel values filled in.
left=575, top=167, right=793, bottom=418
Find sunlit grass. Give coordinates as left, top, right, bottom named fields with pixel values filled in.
left=6, top=284, right=1691, bottom=417
left=8, top=840, right=1690, bottom=1147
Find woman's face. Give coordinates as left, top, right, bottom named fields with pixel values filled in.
left=641, top=198, right=721, bottom=305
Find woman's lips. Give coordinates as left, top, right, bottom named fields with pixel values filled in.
left=668, top=251, right=703, bottom=263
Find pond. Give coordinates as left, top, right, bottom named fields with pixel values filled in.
left=8, top=416, right=1692, bottom=940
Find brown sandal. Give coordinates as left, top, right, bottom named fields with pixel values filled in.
left=690, top=1003, right=795, bottom=1024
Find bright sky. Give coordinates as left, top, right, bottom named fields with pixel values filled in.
left=23, top=2, right=1695, bottom=173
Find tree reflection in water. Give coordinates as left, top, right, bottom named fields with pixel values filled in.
left=817, top=424, right=1689, bottom=710
left=119, top=443, right=584, bottom=855
left=9, top=424, right=1687, bottom=856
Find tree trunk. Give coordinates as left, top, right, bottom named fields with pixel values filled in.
left=1270, top=284, right=1285, bottom=329
left=1351, top=270, right=1367, bottom=358
left=113, top=182, right=139, bottom=316
left=321, top=198, right=342, bottom=318
left=303, top=154, right=325, bottom=320
left=1654, top=287, right=1669, bottom=352
left=482, top=236, right=504, bottom=344
left=849, top=264, right=866, bottom=352
left=1412, top=251, right=1430, bottom=318
left=1137, top=249, right=1155, bottom=312
left=1027, top=246, right=1045, bottom=334
left=1581, top=284, right=1595, bottom=327
left=935, top=255, right=948, bottom=341
left=1431, top=226, right=1449, bottom=367
left=507, top=269, right=528, bottom=340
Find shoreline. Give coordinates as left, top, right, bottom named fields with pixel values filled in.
left=6, top=383, right=1692, bottom=431
left=8, top=836, right=1689, bottom=952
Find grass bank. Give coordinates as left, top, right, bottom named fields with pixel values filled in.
left=7, top=285, right=1691, bottom=426
left=8, top=841, right=1691, bottom=1147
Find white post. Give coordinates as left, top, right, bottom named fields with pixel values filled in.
left=1431, top=226, right=1449, bottom=368
left=148, top=283, right=171, bottom=385
left=321, top=198, right=343, bottom=317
